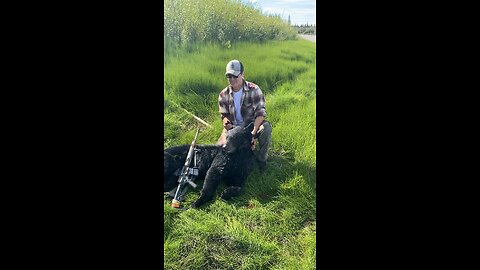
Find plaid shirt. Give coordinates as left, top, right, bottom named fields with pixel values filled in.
left=218, top=80, right=267, bottom=127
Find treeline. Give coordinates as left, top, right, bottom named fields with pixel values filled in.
left=292, top=24, right=316, bottom=35
left=164, top=0, right=297, bottom=48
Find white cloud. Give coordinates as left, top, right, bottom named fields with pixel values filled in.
left=262, top=0, right=315, bottom=7
left=259, top=0, right=315, bottom=25
left=277, top=0, right=314, bottom=4
left=262, top=6, right=315, bottom=25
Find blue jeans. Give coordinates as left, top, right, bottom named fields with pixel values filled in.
left=254, top=121, right=272, bottom=163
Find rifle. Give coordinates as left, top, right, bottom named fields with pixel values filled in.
left=170, top=128, right=200, bottom=208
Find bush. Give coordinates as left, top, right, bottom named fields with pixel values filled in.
left=164, top=0, right=297, bottom=48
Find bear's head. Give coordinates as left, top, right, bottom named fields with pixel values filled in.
left=223, top=122, right=255, bottom=154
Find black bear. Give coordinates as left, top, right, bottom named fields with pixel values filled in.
left=164, top=123, right=256, bottom=208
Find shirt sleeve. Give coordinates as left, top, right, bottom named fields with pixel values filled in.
left=253, top=87, right=267, bottom=118
left=218, top=91, right=230, bottom=119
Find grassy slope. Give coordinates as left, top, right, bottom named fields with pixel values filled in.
left=164, top=39, right=316, bottom=270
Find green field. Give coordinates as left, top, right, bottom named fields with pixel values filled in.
left=164, top=39, right=316, bottom=269
left=164, top=1, right=316, bottom=269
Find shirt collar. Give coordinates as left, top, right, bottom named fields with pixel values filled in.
left=228, top=80, right=249, bottom=95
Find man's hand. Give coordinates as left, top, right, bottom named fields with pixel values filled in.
left=223, top=119, right=233, bottom=130
left=224, top=122, right=233, bottom=130
left=251, top=131, right=256, bottom=150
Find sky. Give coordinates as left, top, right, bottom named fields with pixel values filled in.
left=247, top=0, right=316, bottom=26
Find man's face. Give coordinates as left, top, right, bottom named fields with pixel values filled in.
left=226, top=73, right=243, bottom=90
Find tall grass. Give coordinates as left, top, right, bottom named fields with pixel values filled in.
left=164, top=38, right=316, bottom=269
left=164, top=39, right=315, bottom=147
left=164, top=0, right=297, bottom=49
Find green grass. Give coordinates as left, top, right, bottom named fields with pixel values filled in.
left=164, top=38, right=316, bottom=269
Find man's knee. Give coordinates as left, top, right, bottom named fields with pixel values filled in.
left=259, top=122, right=272, bottom=143
left=261, top=122, right=272, bottom=136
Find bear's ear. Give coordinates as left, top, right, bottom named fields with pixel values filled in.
left=244, top=122, right=254, bottom=133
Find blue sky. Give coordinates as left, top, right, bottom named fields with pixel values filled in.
left=247, top=0, right=316, bottom=26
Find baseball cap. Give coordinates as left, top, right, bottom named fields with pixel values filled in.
left=225, top=60, right=243, bottom=76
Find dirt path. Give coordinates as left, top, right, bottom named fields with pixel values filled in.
left=299, top=34, right=316, bottom=43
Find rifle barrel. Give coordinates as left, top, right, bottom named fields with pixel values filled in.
left=193, top=128, right=200, bottom=143
left=172, top=128, right=201, bottom=208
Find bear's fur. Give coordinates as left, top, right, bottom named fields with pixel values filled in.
left=164, top=123, right=255, bottom=208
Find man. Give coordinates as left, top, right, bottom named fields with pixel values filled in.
left=216, top=59, right=272, bottom=169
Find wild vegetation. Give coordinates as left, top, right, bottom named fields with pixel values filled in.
left=164, top=0, right=297, bottom=49
left=164, top=39, right=316, bottom=269
left=164, top=0, right=316, bottom=269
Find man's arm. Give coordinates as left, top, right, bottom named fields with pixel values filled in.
left=219, top=91, right=233, bottom=130
left=251, top=86, right=266, bottom=135
left=249, top=85, right=267, bottom=149
left=250, top=116, right=264, bottom=150
left=252, top=116, right=264, bottom=136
